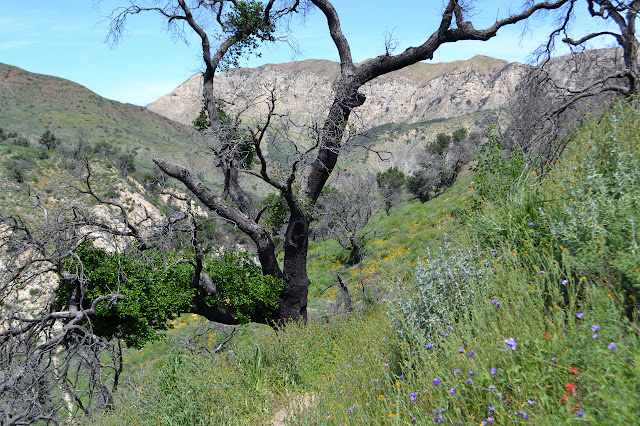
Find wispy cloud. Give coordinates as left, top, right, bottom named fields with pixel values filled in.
left=0, top=40, right=36, bottom=51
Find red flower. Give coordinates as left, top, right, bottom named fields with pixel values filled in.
left=569, top=367, right=581, bottom=377
left=565, top=382, right=578, bottom=396
left=545, top=332, right=550, bottom=338
left=560, top=395, right=569, bottom=404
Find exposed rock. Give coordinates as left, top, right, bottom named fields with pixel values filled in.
left=148, top=56, right=523, bottom=130
left=148, top=49, right=626, bottom=135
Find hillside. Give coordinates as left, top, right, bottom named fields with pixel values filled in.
left=87, top=99, right=640, bottom=426
left=0, top=60, right=502, bottom=192
left=0, top=63, right=197, bottom=168
left=148, top=55, right=518, bottom=129
left=148, top=49, right=623, bottom=140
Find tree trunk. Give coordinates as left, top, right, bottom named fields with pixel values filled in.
left=274, top=214, right=310, bottom=321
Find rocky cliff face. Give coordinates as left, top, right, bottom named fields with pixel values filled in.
left=148, top=55, right=528, bottom=130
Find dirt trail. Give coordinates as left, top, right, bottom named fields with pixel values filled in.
left=267, top=393, right=315, bottom=425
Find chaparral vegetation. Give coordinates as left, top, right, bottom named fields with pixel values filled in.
left=81, top=97, right=639, bottom=426
left=2, top=0, right=640, bottom=425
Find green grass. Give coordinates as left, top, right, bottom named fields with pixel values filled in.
left=84, top=99, right=640, bottom=425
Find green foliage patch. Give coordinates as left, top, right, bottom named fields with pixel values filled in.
left=55, top=244, right=195, bottom=349
left=201, top=251, right=286, bottom=324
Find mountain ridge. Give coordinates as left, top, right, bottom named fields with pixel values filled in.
left=148, top=49, right=623, bottom=133
left=148, top=55, right=520, bottom=129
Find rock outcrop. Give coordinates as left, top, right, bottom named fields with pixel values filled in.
left=148, top=55, right=527, bottom=130
left=148, top=49, right=626, bottom=132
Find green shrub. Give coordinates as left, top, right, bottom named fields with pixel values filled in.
left=201, top=251, right=286, bottom=324
left=471, top=124, right=526, bottom=206
left=452, top=127, right=468, bottom=142
left=543, top=100, right=640, bottom=319
left=390, top=238, right=488, bottom=344
left=55, top=244, right=195, bottom=348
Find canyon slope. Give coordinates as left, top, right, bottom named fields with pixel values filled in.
left=148, top=49, right=623, bottom=133
left=148, top=55, right=524, bottom=130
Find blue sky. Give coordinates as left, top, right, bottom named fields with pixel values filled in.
left=0, top=1, right=613, bottom=106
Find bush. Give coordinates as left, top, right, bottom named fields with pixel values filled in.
left=376, top=167, right=406, bottom=215
left=547, top=100, right=640, bottom=319
left=452, top=127, right=468, bottom=142
left=55, top=244, right=195, bottom=349
left=390, top=239, right=488, bottom=343
left=39, top=129, right=59, bottom=150
left=5, top=157, right=35, bottom=184
left=470, top=125, right=526, bottom=207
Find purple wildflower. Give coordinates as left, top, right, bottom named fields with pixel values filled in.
left=593, top=334, right=599, bottom=339
left=576, top=312, right=584, bottom=319
left=591, top=325, right=600, bottom=332
left=608, top=343, right=617, bottom=350
left=469, top=371, right=474, bottom=377
left=505, top=337, right=518, bottom=350
left=454, top=369, right=461, bottom=375
left=529, top=222, right=535, bottom=227
left=490, top=368, right=497, bottom=375
left=562, top=279, right=569, bottom=286
left=577, top=411, right=584, bottom=418
left=432, top=377, right=442, bottom=386
left=528, top=400, right=535, bottom=406
left=465, top=379, right=473, bottom=385
left=409, top=392, right=418, bottom=403
left=449, top=387, right=455, bottom=394
left=488, top=386, right=496, bottom=390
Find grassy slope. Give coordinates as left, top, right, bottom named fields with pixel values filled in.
left=0, top=144, right=140, bottom=220
left=0, top=62, right=196, bottom=168
left=91, top=100, right=640, bottom=425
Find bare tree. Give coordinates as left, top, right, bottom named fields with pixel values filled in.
left=105, top=0, right=572, bottom=324
left=0, top=159, right=190, bottom=424
left=313, top=173, right=381, bottom=264
left=376, top=167, right=406, bottom=216
left=506, top=0, right=639, bottom=173
left=407, top=128, right=476, bottom=203
left=552, top=0, right=639, bottom=93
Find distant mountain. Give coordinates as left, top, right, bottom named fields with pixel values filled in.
left=148, top=49, right=624, bottom=134
left=0, top=63, right=197, bottom=168
left=1, top=48, right=621, bottom=181
left=148, top=55, right=523, bottom=129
